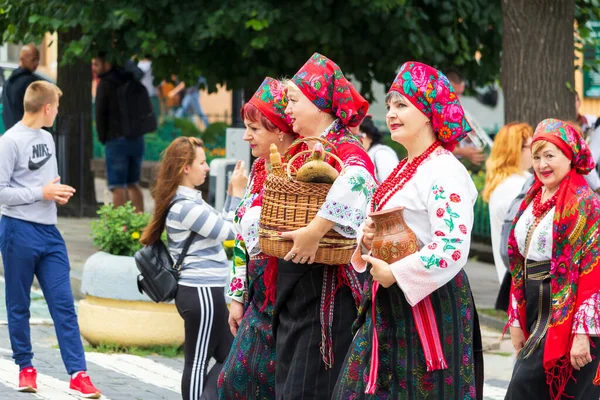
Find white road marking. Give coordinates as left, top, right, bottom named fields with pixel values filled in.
left=0, top=355, right=110, bottom=399
left=85, top=352, right=182, bottom=393
left=0, top=318, right=54, bottom=326
left=484, top=383, right=507, bottom=400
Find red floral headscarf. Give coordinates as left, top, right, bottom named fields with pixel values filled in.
left=508, top=118, right=600, bottom=399
left=248, top=77, right=294, bottom=134
left=531, top=118, right=595, bottom=174
left=388, top=61, right=471, bottom=151
left=291, top=53, right=368, bottom=128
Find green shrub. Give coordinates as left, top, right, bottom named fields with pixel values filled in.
left=202, top=122, right=228, bottom=147
left=174, top=117, right=202, bottom=137
left=91, top=202, right=150, bottom=256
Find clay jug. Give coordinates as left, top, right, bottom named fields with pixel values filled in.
left=369, top=206, right=419, bottom=263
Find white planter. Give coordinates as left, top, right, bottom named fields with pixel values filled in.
left=81, top=251, right=153, bottom=302
left=78, top=251, right=184, bottom=347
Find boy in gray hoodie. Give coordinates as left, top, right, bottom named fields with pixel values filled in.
left=0, top=81, right=101, bottom=398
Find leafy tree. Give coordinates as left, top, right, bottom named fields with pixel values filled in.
left=0, top=1, right=503, bottom=97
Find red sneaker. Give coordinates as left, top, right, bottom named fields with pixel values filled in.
left=18, top=367, right=37, bottom=393
left=69, top=372, right=101, bottom=399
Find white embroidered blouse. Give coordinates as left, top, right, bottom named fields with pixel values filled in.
left=352, top=147, right=478, bottom=306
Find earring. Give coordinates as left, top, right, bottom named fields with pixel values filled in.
left=279, top=136, right=284, bottom=142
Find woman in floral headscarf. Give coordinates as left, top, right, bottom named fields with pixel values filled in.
left=272, top=53, right=376, bottom=399
left=217, top=78, right=296, bottom=399
left=332, top=61, right=483, bottom=399
left=505, top=119, right=600, bottom=400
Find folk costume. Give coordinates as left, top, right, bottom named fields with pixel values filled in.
left=333, top=62, right=484, bottom=399
left=218, top=78, right=294, bottom=399
left=505, top=119, right=600, bottom=400
left=272, top=53, right=376, bottom=400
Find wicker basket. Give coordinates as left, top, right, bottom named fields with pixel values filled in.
left=259, top=137, right=356, bottom=265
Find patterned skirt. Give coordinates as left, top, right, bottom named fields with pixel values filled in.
left=218, top=258, right=276, bottom=400
left=333, top=269, right=483, bottom=400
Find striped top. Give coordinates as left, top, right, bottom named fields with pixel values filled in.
left=166, top=185, right=240, bottom=287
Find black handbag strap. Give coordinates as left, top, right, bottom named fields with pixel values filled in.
left=174, top=231, right=197, bottom=271
left=169, top=197, right=198, bottom=271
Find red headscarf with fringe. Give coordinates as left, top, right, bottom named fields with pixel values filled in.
left=507, top=118, right=600, bottom=399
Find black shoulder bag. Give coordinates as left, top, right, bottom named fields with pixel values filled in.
left=135, top=199, right=197, bottom=303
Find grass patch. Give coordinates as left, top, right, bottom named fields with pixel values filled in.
left=84, top=343, right=184, bottom=358
left=477, top=308, right=509, bottom=322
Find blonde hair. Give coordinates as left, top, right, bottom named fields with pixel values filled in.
left=23, top=81, right=62, bottom=113
left=482, top=122, right=533, bottom=202
left=531, top=140, right=549, bottom=156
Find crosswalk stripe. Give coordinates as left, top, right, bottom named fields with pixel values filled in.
left=484, top=383, right=507, bottom=400
left=0, top=356, right=111, bottom=399
left=85, top=352, right=182, bottom=393
left=0, top=318, right=54, bottom=326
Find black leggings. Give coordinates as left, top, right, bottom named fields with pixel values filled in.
left=175, top=285, right=233, bottom=400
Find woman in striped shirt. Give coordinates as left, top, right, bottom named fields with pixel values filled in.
left=141, top=137, right=247, bottom=400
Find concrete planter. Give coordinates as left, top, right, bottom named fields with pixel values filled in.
left=79, top=251, right=184, bottom=348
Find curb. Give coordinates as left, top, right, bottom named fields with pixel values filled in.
left=469, top=241, right=494, bottom=264
left=478, top=311, right=508, bottom=333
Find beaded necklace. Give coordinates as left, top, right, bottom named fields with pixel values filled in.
left=371, top=141, right=441, bottom=212
left=532, top=188, right=559, bottom=219
left=250, top=158, right=267, bottom=194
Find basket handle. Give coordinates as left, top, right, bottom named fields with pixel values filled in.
left=287, top=137, right=339, bottom=155
left=286, top=149, right=346, bottom=181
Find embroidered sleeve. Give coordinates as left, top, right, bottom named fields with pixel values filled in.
left=226, top=186, right=253, bottom=302
left=388, top=176, right=474, bottom=306
left=572, top=291, right=600, bottom=335
left=227, top=235, right=247, bottom=302
left=317, top=166, right=376, bottom=238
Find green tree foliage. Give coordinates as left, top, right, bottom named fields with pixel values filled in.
left=1, top=1, right=598, bottom=94
left=0, top=0, right=502, bottom=98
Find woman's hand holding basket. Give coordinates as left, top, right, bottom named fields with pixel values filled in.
left=281, top=216, right=335, bottom=264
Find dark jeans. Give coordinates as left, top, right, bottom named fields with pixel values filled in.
left=105, top=136, right=144, bottom=189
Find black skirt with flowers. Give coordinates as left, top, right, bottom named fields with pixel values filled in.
left=332, top=269, right=483, bottom=399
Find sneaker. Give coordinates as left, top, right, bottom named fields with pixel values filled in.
left=69, top=372, right=101, bottom=399
left=18, top=367, right=37, bottom=393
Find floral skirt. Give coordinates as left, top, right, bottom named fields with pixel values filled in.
left=218, top=258, right=276, bottom=400
left=333, top=269, right=483, bottom=399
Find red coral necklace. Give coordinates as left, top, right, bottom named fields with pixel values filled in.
left=251, top=158, right=267, bottom=194
left=371, top=141, right=441, bottom=212
left=532, top=188, right=559, bottom=219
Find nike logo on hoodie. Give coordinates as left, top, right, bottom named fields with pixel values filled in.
left=28, top=143, right=52, bottom=170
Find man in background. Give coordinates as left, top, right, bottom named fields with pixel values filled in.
left=92, top=53, right=146, bottom=212
left=2, top=44, right=41, bottom=130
